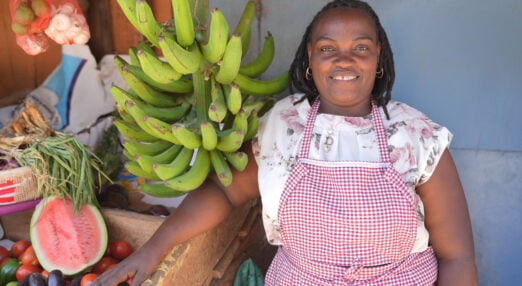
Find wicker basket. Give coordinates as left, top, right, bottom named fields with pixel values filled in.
left=0, top=166, right=39, bottom=205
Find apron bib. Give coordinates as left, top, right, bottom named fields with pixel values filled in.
left=264, top=99, right=438, bottom=285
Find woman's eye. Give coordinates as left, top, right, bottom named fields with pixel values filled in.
left=354, top=46, right=369, bottom=52
left=320, top=46, right=334, bottom=52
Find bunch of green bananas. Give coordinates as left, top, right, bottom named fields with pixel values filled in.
left=112, top=0, right=288, bottom=197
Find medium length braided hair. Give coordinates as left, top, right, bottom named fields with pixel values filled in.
left=289, top=0, right=395, bottom=118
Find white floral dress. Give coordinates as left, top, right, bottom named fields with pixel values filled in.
left=252, top=94, right=452, bottom=254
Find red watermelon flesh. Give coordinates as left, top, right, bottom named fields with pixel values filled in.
left=30, top=196, right=108, bottom=275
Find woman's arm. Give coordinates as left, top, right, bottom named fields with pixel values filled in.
left=93, top=145, right=260, bottom=286
left=417, top=149, right=479, bottom=286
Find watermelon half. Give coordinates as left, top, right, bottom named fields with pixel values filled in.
left=30, top=196, right=108, bottom=275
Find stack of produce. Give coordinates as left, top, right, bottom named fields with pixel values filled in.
left=113, top=0, right=289, bottom=197
left=0, top=238, right=135, bottom=285
left=0, top=103, right=111, bottom=279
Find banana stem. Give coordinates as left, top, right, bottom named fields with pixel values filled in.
left=193, top=65, right=211, bottom=122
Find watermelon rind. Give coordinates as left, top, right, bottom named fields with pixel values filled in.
left=29, top=196, right=108, bottom=275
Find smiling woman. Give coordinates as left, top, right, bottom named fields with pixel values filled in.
left=93, top=1, right=478, bottom=285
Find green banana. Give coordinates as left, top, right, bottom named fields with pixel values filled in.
left=141, top=116, right=182, bottom=145
left=125, top=64, right=194, bottom=94
left=233, top=71, right=289, bottom=96
left=200, top=8, right=229, bottom=63
left=242, top=98, right=270, bottom=117
left=136, top=0, right=162, bottom=47
left=112, top=85, right=190, bottom=123
left=114, top=56, right=180, bottom=107
left=135, top=144, right=182, bottom=174
left=116, top=0, right=142, bottom=35
left=208, top=76, right=227, bottom=123
left=232, top=1, right=256, bottom=56
left=158, top=33, right=202, bottom=74
left=114, top=119, right=160, bottom=142
left=224, top=151, right=248, bottom=172
left=232, top=109, right=248, bottom=133
left=200, top=121, right=218, bottom=150
left=128, top=47, right=141, bottom=67
left=153, top=147, right=194, bottom=181
left=171, top=124, right=202, bottom=149
left=123, top=149, right=136, bottom=162
left=239, top=32, right=275, bottom=77
left=224, top=84, right=242, bottom=114
left=171, top=0, right=195, bottom=47
left=215, top=34, right=242, bottom=85
left=216, top=129, right=244, bottom=152
left=165, top=148, right=211, bottom=192
left=140, top=183, right=186, bottom=198
left=126, top=161, right=162, bottom=181
left=123, top=139, right=173, bottom=156
left=134, top=154, right=153, bottom=173
left=137, top=49, right=182, bottom=83
left=210, top=150, right=233, bottom=187
left=244, top=110, right=260, bottom=141
left=116, top=106, right=136, bottom=123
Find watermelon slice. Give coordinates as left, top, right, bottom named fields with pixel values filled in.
left=30, top=196, right=108, bottom=275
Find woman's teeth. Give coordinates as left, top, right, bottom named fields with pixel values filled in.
left=332, top=75, right=358, bottom=80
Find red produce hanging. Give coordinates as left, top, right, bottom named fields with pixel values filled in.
left=9, top=0, right=90, bottom=55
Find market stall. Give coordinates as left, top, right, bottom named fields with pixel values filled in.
left=0, top=0, right=282, bottom=285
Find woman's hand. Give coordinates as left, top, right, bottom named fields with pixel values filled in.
left=92, top=144, right=260, bottom=286
left=92, top=245, right=163, bottom=286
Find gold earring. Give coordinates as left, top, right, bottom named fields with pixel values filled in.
left=376, top=67, right=384, bottom=79
left=305, top=67, right=312, bottom=80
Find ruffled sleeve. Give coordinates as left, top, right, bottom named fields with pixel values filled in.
left=413, top=116, right=453, bottom=186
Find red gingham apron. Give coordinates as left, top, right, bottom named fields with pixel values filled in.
left=264, top=99, right=438, bottom=285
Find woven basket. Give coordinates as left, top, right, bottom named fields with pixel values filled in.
left=0, top=167, right=39, bottom=205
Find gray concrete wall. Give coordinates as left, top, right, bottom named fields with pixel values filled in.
left=213, top=0, right=522, bottom=284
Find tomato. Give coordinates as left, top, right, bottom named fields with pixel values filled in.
left=104, top=243, right=113, bottom=257
left=20, top=246, right=39, bottom=266
left=80, top=273, right=99, bottom=286
left=10, top=240, right=30, bottom=258
left=41, top=269, right=49, bottom=281
left=109, top=241, right=133, bottom=260
left=0, top=256, right=11, bottom=269
left=0, top=246, right=9, bottom=262
left=92, top=256, right=118, bottom=274
left=16, top=264, right=43, bottom=281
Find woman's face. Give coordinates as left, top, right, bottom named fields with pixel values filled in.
left=307, top=7, right=381, bottom=116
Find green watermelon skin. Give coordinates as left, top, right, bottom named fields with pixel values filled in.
left=30, top=197, right=108, bottom=276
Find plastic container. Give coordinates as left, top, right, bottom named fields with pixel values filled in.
left=118, top=169, right=144, bottom=193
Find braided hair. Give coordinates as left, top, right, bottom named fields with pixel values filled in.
left=289, top=0, right=395, bottom=118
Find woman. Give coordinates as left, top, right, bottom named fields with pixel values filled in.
left=94, top=0, right=478, bottom=285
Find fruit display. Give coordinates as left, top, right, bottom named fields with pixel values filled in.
left=30, top=197, right=107, bottom=276
left=0, top=238, right=135, bottom=286
left=112, top=0, right=289, bottom=196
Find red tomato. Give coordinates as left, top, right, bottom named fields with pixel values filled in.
left=0, top=246, right=9, bottom=262
left=20, top=246, right=39, bottom=266
left=16, top=264, right=43, bottom=281
left=0, top=257, right=10, bottom=269
left=80, top=273, right=99, bottom=286
left=109, top=241, right=133, bottom=260
left=41, top=269, right=49, bottom=281
left=104, top=242, right=113, bottom=257
left=92, top=256, right=118, bottom=274
left=10, top=240, right=30, bottom=258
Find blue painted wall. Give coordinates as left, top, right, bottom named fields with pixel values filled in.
left=214, top=0, right=522, bottom=284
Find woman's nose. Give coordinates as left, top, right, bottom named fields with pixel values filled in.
left=334, top=50, right=355, bottom=67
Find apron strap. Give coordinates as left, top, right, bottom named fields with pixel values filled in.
left=299, top=97, right=392, bottom=163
